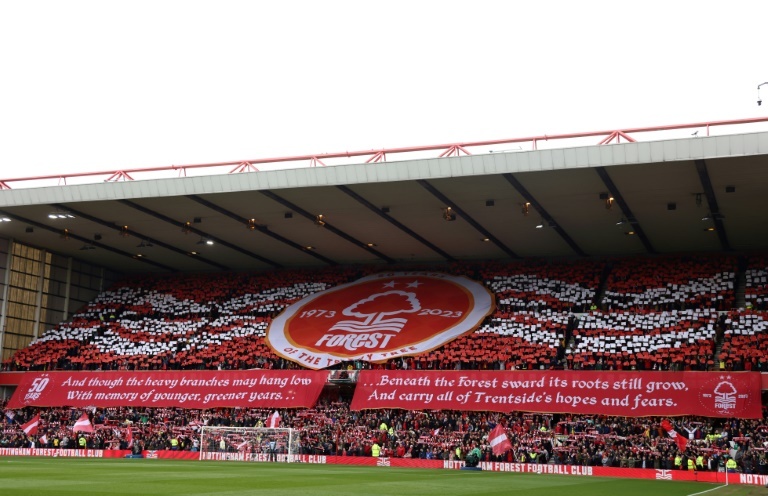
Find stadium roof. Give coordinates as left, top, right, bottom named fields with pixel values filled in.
left=0, top=123, right=767, bottom=273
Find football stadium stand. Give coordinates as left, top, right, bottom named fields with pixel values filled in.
left=2, top=256, right=765, bottom=373
left=1, top=122, right=768, bottom=481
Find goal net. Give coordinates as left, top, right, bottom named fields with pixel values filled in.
left=199, top=426, right=301, bottom=462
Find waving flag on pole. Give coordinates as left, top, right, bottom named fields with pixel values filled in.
left=125, top=427, right=133, bottom=448
left=21, top=414, right=40, bottom=436
left=661, top=419, right=688, bottom=452
left=489, top=424, right=512, bottom=456
left=266, top=410, right=281, bottom=428
left=73, top=413, right=94, bottom=433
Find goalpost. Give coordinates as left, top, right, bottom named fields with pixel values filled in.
left=199, top=426, right=301, bottom=462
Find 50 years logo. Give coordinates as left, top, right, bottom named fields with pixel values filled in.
left=24, top=375, right=50, bottom=403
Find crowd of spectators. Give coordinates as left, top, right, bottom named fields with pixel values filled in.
left=746, top=255, right=768, bottom=311
left=602, top=254, right=737, bottom=311
left=2, top=253, right=767, bottom=480
left=2, top=397, right=767, bottom=474
left=568, top=309, right=718, bottom=371
left=718, top=310, right=768, bottom=372
left=482, top=259, right=603, bottom=312
left=1, top=254, right=765, bottom=374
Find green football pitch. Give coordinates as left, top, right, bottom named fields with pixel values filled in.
left=0, top=458, right=764, bottom=496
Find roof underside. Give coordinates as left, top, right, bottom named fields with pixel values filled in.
left=0, top=132, right=767, bottom=273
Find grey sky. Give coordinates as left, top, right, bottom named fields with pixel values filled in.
left=1, top=1, right=766, bottom=180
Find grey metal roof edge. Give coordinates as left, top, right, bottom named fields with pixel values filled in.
left=0, top=131, right=766, bottom=208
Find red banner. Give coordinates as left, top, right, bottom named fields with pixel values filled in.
left=350, top=370, right=763, bottom=418
left=6, top=370, right=327, bottom=409
left=0, top=372, right=23, bottom=386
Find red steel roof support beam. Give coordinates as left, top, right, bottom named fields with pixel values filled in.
left=1, top=117, right=766, bottom=188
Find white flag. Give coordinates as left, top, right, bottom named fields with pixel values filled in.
left=266, top=411, right=281, bottom=428
left=73, top=413, right=94, bottom=433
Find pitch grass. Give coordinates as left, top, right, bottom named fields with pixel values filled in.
left=0, top=458, right=764, bottom=496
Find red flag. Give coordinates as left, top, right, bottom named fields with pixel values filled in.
left=21, top=414, right=40, bottom=436
left=661, top=419, right=688, bottom=452
left=488, top=424, right=512, bottom=456
left=266, top=410, right=281, bottom=428
left=125, top=427, right=133, bottom=448
left=40, top=434, right=48, bottom=445
left=73, top=413, right=94, bottom=433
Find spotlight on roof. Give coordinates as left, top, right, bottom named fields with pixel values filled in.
left=535, top=223, right=544, bottom=229
left=196, top=237, right=214, bottom=246
left=0, top=217, right=11, bottom=222
left=181, top=221, right=191, bottom=234
left=247, top=219, right=257, bottom=231
left=521, top=203, right=530, bottom=216
left=314, top=214, right=326, bottom=227
left=48, top=210, right=75, bottom=219
left=702, top=212, right=724, bottom=222
left=443, top=207, right=456, bottom=221
left=599, top=193, right=615, bottom=209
